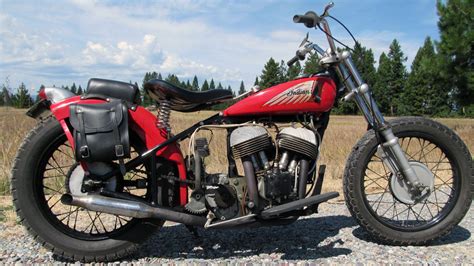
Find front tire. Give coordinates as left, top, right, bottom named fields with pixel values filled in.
left=11, top=118, right=162, bottom=262
left=344, top=117, right=472, bottom=245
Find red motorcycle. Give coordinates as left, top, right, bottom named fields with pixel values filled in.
left=12, top=3, right=472, bottom=262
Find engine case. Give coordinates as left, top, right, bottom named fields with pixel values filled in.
left=263, top=171, right=294, bottom=200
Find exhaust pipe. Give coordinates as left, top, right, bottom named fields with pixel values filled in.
left=61, top=194, right=206, bottom=227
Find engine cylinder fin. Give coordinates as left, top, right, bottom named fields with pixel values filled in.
left=231, top=134, right=272, bottom=159
left=278, top=133, right=318, bottom=159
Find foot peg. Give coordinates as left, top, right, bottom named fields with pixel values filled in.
left=260, top=191, right=339, bottom=219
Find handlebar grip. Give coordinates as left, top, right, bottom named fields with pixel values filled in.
left=287, top=56, right=299, bottom=67
left=293, top=11, right=319, bottom=28
left=287, top=50, right=307, bottom=67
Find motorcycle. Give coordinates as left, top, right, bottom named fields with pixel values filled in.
left=12, top=2, right=472, bottom=262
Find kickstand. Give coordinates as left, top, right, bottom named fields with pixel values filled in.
left=186, top=225, right=200, bottom=238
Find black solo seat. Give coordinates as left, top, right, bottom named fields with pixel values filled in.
left=145, top=79, right=234, bottom=112
left=86, top=78, right=141, bottom=104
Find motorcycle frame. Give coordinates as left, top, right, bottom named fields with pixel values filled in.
left=34, top=87, right=330, bottom=208
left=35, top=5, right=424, bottom=208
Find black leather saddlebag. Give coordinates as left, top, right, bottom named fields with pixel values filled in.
left=69, top=100, right=130, bottom=162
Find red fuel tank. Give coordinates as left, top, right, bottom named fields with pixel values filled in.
left=223, top=76, right=337, bottom=117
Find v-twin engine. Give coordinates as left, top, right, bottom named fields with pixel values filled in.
left=230, top=125, right=319, bottom=205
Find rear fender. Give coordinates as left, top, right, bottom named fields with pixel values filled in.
left=49, top=96, right=188, bottom=205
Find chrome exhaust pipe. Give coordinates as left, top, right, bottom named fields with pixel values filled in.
left=61, top=194, right=206, bottom=227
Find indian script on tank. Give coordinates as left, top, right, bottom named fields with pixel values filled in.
left=263, top=80, right=316, bottom=106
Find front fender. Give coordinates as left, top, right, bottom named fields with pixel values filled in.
left=49, top=97, right=188, bottom=205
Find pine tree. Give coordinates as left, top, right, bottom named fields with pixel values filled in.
left=400, top=37, right=450, bottom=116
left=374, top=40, right=407, bottom=115
left=303, top=53, right=323, bottom=75
left=201, top=80, right=210, bottom=91
left=352, top=42, right=377, bottom=86
left=373, top=53, right=390, bottom=113
left=192, top=76, right=199, bottom=91
left=227, top=85, right=235, bottom=97
left=186, top=80, right=192, bottom=90
left=254, top=77, right=259, bottom=86
left=0, top=85, right=12, bottom=106
left=259, top=58, right=280, bottom=89
left=387, top=39, right=408, bottom=115
left=141, top=72, right=158, bottom=106
left=217, top=82, right=223, bottom=90
left=12, top=83, right=33, bottom=108
left=70, top=83, right=77, bottom=94
left=0, top=86, right=4, bottom=106
left=278, top=60, right=288, bottom=83
left=238, top=81, right=246, bottom=95
left=287, top=61, right=302, bottom=81
left=209, top=79, right=216, bottom=90
left=77, top=85, right=83, bottom=95
left=437, top=0, right=474, bottom=116
left=165, top=74, right=181, bottom=86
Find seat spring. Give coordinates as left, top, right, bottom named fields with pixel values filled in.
left=157, top=100, right=171, bottom=134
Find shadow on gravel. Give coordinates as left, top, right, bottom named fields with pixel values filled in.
left=134, top=215, right=357, bottom=260
left=352, top=225, right=471, bottom=245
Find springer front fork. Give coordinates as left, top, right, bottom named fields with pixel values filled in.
left=335, top=52, right=425, bottom=196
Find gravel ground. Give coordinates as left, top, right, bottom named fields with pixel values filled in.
left=1, top=201, right=473, bottom=264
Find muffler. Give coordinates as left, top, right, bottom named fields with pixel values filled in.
left=61, top=194, right=206, bottom=227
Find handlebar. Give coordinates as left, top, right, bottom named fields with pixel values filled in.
left=293, top=11, right=319, bottom=28
left=286, top=2, right=337, bottom=66
left=287, top=55, right=300, bottom=67
left=287, top=49, right=307, bottom=67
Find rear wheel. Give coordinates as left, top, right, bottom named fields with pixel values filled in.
left=344, top=117, right=472, bottom=245
left=11, top=118, right=173, bottom=262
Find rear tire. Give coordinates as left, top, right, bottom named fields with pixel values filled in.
left=343, top=117, right=472, bottom=245
left=11, top=118, right=163, bottom=262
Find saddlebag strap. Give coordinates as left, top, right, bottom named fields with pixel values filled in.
left=110, top=109, right=126, bottom=175
left=76, top=108, right=90, bottom=159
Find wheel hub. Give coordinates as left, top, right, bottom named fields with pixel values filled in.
left=390, top=161, right=434, bottom=205
left=66, top=162, right=118, bottom=196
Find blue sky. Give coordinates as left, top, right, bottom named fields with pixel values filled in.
left=0, top=0, right=440, bottom=94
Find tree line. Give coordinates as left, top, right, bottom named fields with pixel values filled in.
left=253, top=0, right=472, bottom=117
left=2, top=0, right=471, bottom=117
left=0, top=81, right=85, bottom=108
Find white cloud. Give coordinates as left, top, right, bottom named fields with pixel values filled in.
left=81, top=35, right=164, bottom=69
left=0, top=0, right=432, bottom=92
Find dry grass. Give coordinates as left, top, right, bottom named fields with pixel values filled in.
left=0, top=195, right=18, bottom=226
left=0, top=107, right=472, bottom=197
left=0, top=107, right=37, bottom=195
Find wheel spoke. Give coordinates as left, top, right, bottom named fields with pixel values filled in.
left=362, top=136, right=458, bottom=230
left=56, top=145, right=75, bottom=160
left=364, top=175, right=388, bottom=189
left=38, top=138, right=141, bottom=237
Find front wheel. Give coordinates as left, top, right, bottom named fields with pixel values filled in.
left=344, top=117, right=472, bottom=245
